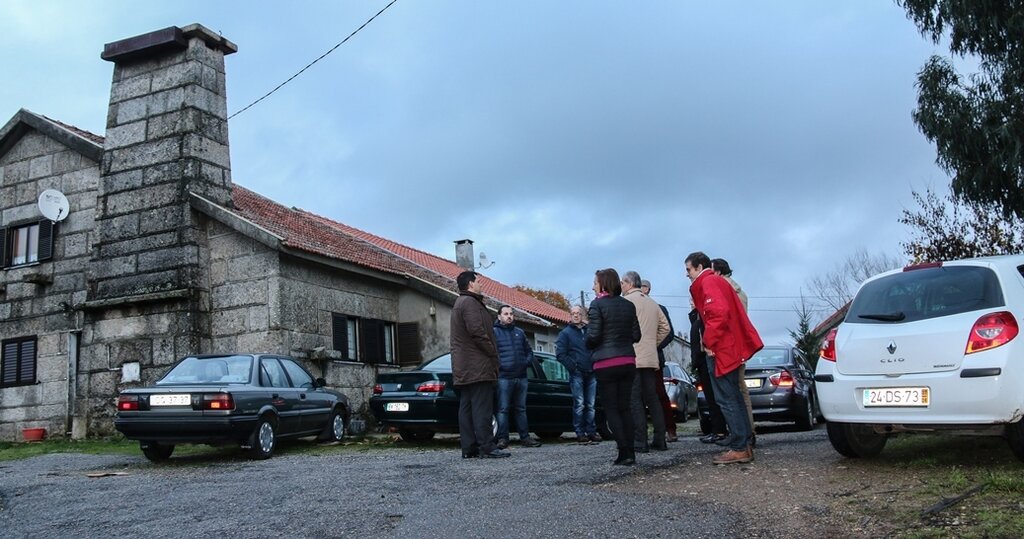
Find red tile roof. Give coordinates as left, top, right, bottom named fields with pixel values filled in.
left=234, top=186, right=571, bottom=326
left=40, top=115, right=105, bottom=145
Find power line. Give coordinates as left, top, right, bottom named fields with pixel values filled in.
left=228, top=0, right=399, bottom=120
left=659, top=305, right=835, bottom=312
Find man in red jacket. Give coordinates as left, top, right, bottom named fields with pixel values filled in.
left=685, top=251, right=764, bottom=465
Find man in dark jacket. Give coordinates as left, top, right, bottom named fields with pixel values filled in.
left=451, top=271, right=509, bottom=458
left=556, top=305, right=599, bottom=444
left=492, top=305, right=541, bottom=448
left=642, top=279, right=678, bottom=442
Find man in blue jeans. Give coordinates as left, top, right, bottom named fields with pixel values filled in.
left=557, top=305, right=600, bottom=444
left=492, top=305, right=541, bottom=448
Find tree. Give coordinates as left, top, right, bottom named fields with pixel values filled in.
left=899, top=0, right=1024, bottom=218
left=899, top=187, right=1024, bottom=262
left=513, top=285, right=572, bottom=312
left=806, top=248, right=903, bottom=312
left=789, top=299, right=823, bottom=369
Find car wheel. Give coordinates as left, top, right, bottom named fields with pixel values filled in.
left=318, top=408, right=347, bottom=442
left=597, top=418, right=614, bottom=440
left=826, top=421, right=887, bottom=458
left=678, top=397, right=689, bottom=423
left=247, top=417, right=277, bottom=460
left=140, top=442, right=174, bottom=462
left=795, top=395, right=815, bottom=431
left=1006, top=419, right=1024, bottom=463
left=398, top=428, right=436, bottom=443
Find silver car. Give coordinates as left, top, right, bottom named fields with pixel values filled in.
left=663, top=362, right=698, bottom=421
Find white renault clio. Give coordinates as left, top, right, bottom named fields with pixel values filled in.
left=815, top=254, right=1024, bottom=461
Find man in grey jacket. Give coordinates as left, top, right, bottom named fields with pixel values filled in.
left=450, top=271, right=510, bottom=458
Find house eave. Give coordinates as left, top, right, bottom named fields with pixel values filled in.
left=0, top=109, right=103, bottom=162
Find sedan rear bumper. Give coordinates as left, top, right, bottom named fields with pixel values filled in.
left=115, top=415, right=258, bottom=443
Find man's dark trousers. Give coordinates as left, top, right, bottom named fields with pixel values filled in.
left=458, top=381, right=497, bottom=455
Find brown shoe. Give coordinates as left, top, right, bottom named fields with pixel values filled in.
left=713, top=448, right=753, bottom=465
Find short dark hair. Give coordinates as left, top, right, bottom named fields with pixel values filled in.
left=498, top=304, right=513, bottom=315
left=711, top=258, right=733, bottom=276
left=595, top=268, right=622, bottom=296
left=456, top=270, right=478, bottom=292
left=685, top=251, right=711, bottom=271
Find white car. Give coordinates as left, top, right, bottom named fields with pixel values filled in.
left=815, top=255, right=1024, bottom=461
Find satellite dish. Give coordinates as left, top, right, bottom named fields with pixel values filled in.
left=38, top=189, right=70, bottom=222
left=477, top=252, right=495, bottom=269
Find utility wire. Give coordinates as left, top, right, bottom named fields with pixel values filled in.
left=228, top=0, right=399, bottom=120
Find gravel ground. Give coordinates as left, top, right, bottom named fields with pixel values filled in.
left=0, top=425, right=841, bottom=539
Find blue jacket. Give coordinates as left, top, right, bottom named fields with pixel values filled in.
left=492, top=321, right=534, bottom=379
left=556, top=323, right=592, bottom=375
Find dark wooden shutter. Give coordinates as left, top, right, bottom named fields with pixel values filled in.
left=0, top=227, right=8, bottom=267
left=1, top=340, right=17, bottom=385
left=397, top=322, right=421, bottom=367
left=361, top=319, right=385, bottom=364
left=18, top=339, right=36, bottom=383
left=332, top=314, right=348, bottom=357
left=37, top=220, right=54, bottom=261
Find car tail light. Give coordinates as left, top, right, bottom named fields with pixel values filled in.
left=903, top=261, right=942, bottom=272
left=373, top=384, right=384, bottom=395
left=966, top=311, right=1019, bottom=354
left=416, top=381, right=446, bottom=393
left=820, top=328, right=838, bottom=362
left=117, top=394, right=139, bottom=411
left=202, top=393, right=234, bottom=410
left=695, top=382, right=703, bottom=392
left=768, top=370, right=794, bottom=388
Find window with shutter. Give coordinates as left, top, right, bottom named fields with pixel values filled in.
left=397, top=322, right=421, bottom=366
left=1, top=336, right=37, bottom=387
left=360, top=319, right=385, bottom=364
left=37, top=220, right=54, bottom=261
left=2, top=219, right=55, bottom=268
left=0, top=227, right=7, bottom=267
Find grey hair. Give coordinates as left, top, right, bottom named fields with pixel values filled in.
left=622, top=271, right=642, bottom=288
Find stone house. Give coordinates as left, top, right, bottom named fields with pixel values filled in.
left=0, top=24, right=569, bottom=442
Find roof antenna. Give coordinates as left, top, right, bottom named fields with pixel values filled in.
left=477, top=252, right=495, bottom=269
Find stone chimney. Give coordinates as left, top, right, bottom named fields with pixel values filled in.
left=90, top=24, right=237, bottom=300
left=455, top=239, right=474, bottom=270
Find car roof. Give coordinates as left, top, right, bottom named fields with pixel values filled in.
left=863, top=254, right=1024, bottom=286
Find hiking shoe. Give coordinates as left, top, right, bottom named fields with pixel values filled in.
left=712, top=447, right=753, bottom=465
left=576, top=434, right=590, bottom=444
left=589, top=433, right=602, bottom=443
left=496, top=438, right=509, bottom=450
left=520, top=437, right=541, bottom=448
left=480, top=449, right=511, bottom=458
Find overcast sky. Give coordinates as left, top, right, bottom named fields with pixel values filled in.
left=1, top=1, right=960, bottom=344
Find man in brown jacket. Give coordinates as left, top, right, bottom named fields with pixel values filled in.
left=451, top=271, right=510, bottom=458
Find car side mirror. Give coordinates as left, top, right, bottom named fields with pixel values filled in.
left=315, top=377, right=327, bottom=388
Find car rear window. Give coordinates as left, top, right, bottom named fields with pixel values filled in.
left=746, top=349, right=790, bottom=367
left=846, top=265, right=1004, bottom=324
left=421, top=354, right=452, bottom=372
left=158, top=355, right=253, bottom=384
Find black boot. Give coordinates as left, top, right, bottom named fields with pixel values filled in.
left=620, top=447, right=635, bottom=466
left=613, top=447, right=627, bottom=465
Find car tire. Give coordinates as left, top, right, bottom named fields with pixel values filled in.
left=699, top=416, right=711, bottom=435
left=597, top=418, right=614, bottom=440
left=140, top=442, right=174, bottom=462
left=1006, top=419, right=1024, bottom=463
left=826, top=421, right=887, bottom=458
left=678, top=397, right=689, bottom=423
left=795, top=395, right=816, bottom=431
left=318, top=408, right=347, bottom=442
left=398, top=428, right=436, bottom=443
left=247, top=417, right=277, bottom=460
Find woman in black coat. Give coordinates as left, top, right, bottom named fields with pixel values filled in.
left=586, top=268, right=642, bottom=465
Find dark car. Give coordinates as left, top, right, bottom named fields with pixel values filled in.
left=370, top=351, right=604, bottom=442
left=697, top=346, right=819, bottom=433
left=663, top=361, right=698, bottom=421
left=115, top=354, right=350, bottom=462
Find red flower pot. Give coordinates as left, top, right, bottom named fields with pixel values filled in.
left=22, top=427, right=47, bottom=442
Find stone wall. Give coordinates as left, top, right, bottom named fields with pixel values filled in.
left=0, top=130, right=99, bottom=441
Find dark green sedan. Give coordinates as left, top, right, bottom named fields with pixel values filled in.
left=370, top=351, right=605, bottom=442
left=115, top=354, right=350, bottom=461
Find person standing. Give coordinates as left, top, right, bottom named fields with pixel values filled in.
left=450, top=271, right=510, bottom=459
left=622, top=271, right=671, bottom=452
left=493, top=305, right=542, bottom=449
left=641, top=279, right=678, bottom=442
left=685, top=252, right=763, bottom=465
left=586, top=268, right=642, bottom=465
left=711, top=258, right=755, bottom=446
left=690, top=301, right=728, bottom=443
left=556, top=305, right=600, bottom=444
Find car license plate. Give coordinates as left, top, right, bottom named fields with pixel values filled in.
left=745, top=378, right=762, bottom=389
left=150, top=394, right=191, bottom=406
left=862, top=387, right=929, bottom=407
left=385, top=402, right=409, bottom=412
